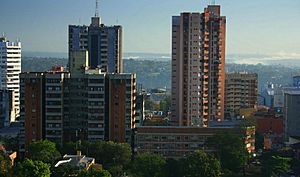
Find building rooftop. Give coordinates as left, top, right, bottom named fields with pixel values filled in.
left=55, top=154, right=95, bottom=169
left=284, top=89, right=300, bottom=95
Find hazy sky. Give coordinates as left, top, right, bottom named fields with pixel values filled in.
left=1, top=0, right=300, bottom=56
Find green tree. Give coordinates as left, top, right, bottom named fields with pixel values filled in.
left=13, top=158, right=50, bottom=177
left=86, top=141, right=132, bottom=176
left=52, top=165, right=80, bottom=177
left=78, top=168, right=112, bottom=177
left=28, top=139, right=61, bottom=164
left=59, top=141, right=77, bottom=155
left=182, top=151, right=221, bottom=177
left=145, top=99, right=155, bottom=110
left=165, top=158, right=184, bottom=177
left=261, top=151, right=292, bottom=177
left=159, top=95, right=171, bottom=113
left=129, top=153, right=166, bottom=177
left=206, top=133, right=248, bottom=174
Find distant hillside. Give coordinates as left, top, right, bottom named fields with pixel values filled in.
left=22, top=56, right=300, bottom=90
left=22, top=57, right=68, bottom=72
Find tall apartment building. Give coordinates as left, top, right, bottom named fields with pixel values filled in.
left=107, top=74, right=136, bottom=143
left=19, top=69, right=136, bottom=153
left=171, top=5, right=226, bottom=127
left=0, top=37, right=21, bottom=122
left=69, top=16, right=122, bottom=73
left=225, top=73, right=258, bottom=119
left=19, top=72, right=67, bottom=152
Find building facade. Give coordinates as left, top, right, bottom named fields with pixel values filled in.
left=69, top=16, right=122, bottom=73
left=225, top=73, right=258, bottom=119
left=19, top=72, right=67, bottom=152
left=284, top=90, right=300, bottom=139
left=134, top=126, right=255, bottom=158
left=107, top=74, right=136, bottom=143
left=0, top=89, right=12, bottom=127
left=171, top=5, right=226, bottom=127
left=0, top=37, right=21, bottom=122
left=293, top=75, right=300, bottom=88
left=19, top=70, right=136, bottom=154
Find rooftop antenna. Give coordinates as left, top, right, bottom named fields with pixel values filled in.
left=95, top=0, right=99, bottom=17
left=211, top=0, right=216, bottom=5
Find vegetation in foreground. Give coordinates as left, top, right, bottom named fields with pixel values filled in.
left=0, top=133, right=297, bottom=177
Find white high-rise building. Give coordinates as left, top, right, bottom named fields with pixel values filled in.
left=0, top=36, right=21, bottom=122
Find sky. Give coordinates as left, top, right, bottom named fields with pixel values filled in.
left=1, top=0, right=300, bottom=57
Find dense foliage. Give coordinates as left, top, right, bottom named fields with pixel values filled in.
left=28, top=139, right=61, bottom=165
left=129, top=153, right=166, bottom=177
left=261, top=150, right=292, bottom=177
left=182, top=151, right=221, bottom=177
left=13, top=159, right=51, bottom=177
left=206, top=133, right=248, bottom=175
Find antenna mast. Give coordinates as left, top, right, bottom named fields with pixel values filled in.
left=211, top=0, right=216, bottom=5
left=95, top=0, right=99, bottom=17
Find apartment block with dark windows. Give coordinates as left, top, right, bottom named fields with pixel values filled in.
left=19, top=72, right=67, bottom=154
left=19, top=69, right=136, bottom=155
left=69, top=16, right=122, bottom=73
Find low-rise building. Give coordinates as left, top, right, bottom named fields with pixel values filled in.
left=134, top=125, right=255, bottom=158
left=55, top=152, right=95, bottom=170
left=255, top=111, right=284, bottom=149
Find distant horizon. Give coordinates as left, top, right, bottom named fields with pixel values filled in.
left=1, top=0, right=299, bottom=56
left=22, top=50, right=300, bottom=60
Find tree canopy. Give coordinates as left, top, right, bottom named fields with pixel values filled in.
left=183, top=151, right=221, bottom=177
left=129, top=153, right=166, bottom=177
left=13, top=158, right=50, bottom=177
left=28, top=139, right=61, bottom=164
left=206, top=132, right=248, bottom=174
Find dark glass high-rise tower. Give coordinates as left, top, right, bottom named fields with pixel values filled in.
left=69, top=16, right=122, bottom=73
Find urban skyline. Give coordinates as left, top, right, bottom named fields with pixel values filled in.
left=0, top=1, right=300, bottom=176
left=1, top=0, right=300, bottom=57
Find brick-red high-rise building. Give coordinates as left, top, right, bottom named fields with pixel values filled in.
left=171, top=5, right=226, bottom=126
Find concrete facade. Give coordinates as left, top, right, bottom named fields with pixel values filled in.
left=19, top=70, right=136, bottom=154
left=69, top=17, right=122, bottom=73
left=0, top=89, right=12, bottom=127
left=171, top=5, right=226, bottom=127
left=134, top=126, right=255, bottom=158
left=225, top=73, right=258, bottom=119
left=0, top=37, right=21, bottom=122
left=284, top=90, right=300, bottom=139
